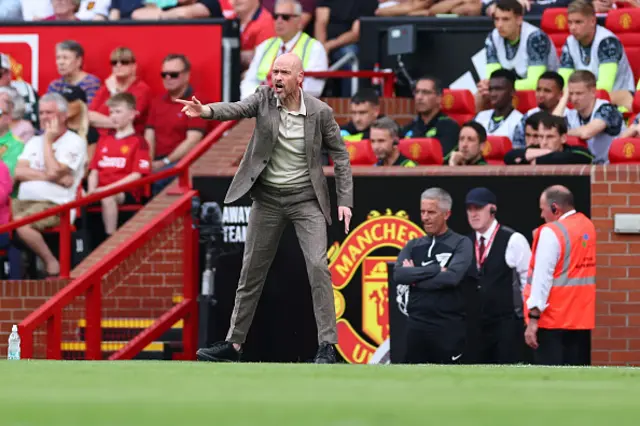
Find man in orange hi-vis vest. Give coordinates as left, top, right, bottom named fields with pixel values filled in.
left=523, top=185, right=596, bottom=366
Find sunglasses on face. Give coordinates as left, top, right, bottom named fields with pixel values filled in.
left=274, top=13, right=298, bottom=21
left=161, top=71, right=182, bottom=79
left=111, top=59, right=134, bottom=66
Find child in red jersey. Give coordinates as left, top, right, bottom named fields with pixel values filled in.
left=87, top=93, right=150, bottom=236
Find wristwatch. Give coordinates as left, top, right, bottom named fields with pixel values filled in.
left=528, top=311, right=541, bottom=320
left=162, top=157, right=171, bottom=165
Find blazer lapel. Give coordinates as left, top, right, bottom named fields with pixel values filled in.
left=269, top=97, right=279, bottom=148
left=303, top=92, right=317, bottom=163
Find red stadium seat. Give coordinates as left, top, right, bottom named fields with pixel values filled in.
left=565, top=136, right=588, bottom=148
left=440, top=89, right=476, bottom=126
left=605, top=9, right=640, bottom=33
left=483, top=136, right=512, bottom=165
left=541, top=8, right=570, bottom=50
left=609, top=137, right=640, bottom=163
left=398, top=138, right=444, bottom=165
left=514, top=91, right=537, bottom=114
left=345, top=140, right=376, bottom=166
left=596, top=89, right=611, bottom=101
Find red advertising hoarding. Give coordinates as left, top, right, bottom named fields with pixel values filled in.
left=0, top=23, right=223, bottom=104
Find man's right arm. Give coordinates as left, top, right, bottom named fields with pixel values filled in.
left=202, top=89, right=263, bottom=121
left=414, top=236, right=473, bottom=290
left=15, top=160, right=47, bottom=182
left=393, top=239, right=442, bottom=284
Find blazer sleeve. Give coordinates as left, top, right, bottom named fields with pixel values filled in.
left=321, top=108, right=353, bottom=208
left=202, top=87, right=264, bottom=121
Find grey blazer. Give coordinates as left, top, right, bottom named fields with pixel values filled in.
left=203, top=86, right=353, bottom=224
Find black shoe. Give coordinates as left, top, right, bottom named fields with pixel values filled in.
left=314, top=342, right=336, bottom=364
left=196, top=341, right=241, bottom=362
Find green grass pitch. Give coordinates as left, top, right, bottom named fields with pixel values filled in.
left=0, top=361, right=639, bottom=426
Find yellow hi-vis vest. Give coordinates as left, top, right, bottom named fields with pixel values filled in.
left=256, top=33, right=315, bottom=83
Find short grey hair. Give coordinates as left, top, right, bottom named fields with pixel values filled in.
left=275, top=0, right=303, bottom=15
left=421, top=187, right=453, bottom=212
left=56, top=40, right=85, bottom=58
left=0, top=87, right=15, bottom=114
left=371, top=117, right=400, bottom=140
left=40, top=92, right=68, bottom=114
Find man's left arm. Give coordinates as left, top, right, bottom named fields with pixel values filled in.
left=568, top=103, right=622, bottom=140
left=414, top=236, right=473, bottom=290
left=321, top=110, right=353, bottom=208
left=596, top=37, right=623, bottom=93
left=43, top=136, right=72, bottom=182
left=161, top=130, right=205, bottom=165
left=301, top=41, right=329, bottom=98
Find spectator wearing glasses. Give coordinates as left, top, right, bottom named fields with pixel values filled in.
left=132, top=0, right=223, bottom=20
left=240, top=0, right=328, bottom=100
left=89, top=47, right=152, bottom=139
left=47, top=40, right=101, bottom=105
left=261, top=0, right=316, bottom=29
left=145, top=54, right=207, bottom=194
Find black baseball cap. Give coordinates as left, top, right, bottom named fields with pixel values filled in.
left=60, top=85, right=87, bottom=103
left=465, top=187, right=497, bottom=207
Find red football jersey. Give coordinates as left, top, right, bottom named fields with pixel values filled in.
left=89, top=133, right=150, bottom=187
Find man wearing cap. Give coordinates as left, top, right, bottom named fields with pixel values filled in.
left=464, top=187, right=531, bottom=364
left=0, top=53, right=39, bottom=127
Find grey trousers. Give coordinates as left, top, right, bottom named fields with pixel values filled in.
left=226, top=182, right=338, bottom=345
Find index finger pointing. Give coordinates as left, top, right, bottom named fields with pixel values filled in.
left=174, top=99, right=191, bottom=105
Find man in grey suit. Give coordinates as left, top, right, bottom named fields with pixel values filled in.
left=177, top=53, right=353, bottom=363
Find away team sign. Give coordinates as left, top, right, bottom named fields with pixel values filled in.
left=328, top=209, right=424, bottom=364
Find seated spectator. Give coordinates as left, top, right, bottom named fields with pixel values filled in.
left=402, top=76, right=460, bottom=162
left=448, top=121, right=488, bottom=166
left=0, top=90, right=25, bottom=176
left=262, top=0, right=315, bottom=28
left=240, top=0, right=327, bottom=100
left=315, top=0, right=376, bottom=95
left=522, top=110, right=544, bottom=148
left=483, top=0, right=574, bottom=17
left=233, top=0, right=275, bottom=71
left=559, top=0, right=635, bottom=110
left=60, top=85, right=99, bottom=163
left=0, top=0, right=22, bottom=20
left=476, top=0, right=558, bottom=110
left=47, top=40, right=101, bottom=105
left=505, top=113, right=593, bottom=164
left=620, top=114, right=640, bottom=138
left=13, top=93, right=87, bottom=277
left=474, top=69, right=523, bottom=141
left=0, top=87, right=35, bottom=143
left=109, top=0, right=145, bottom=19
left=556, top=70, right=624, bottom=164
left=340, top=89, right=381, bottom=141
left=370, top=117, right=417, bottom=167
left=43, top=0, right=81, bottom=21
left=132, top=0, right=222, bottom=19
left=512, top=71, right=567, bottom=148
left=374, top=0, right=429, bottom=16
left=21, top=0, right=54, bottom=21
left=146, top=54, right=207, bottom=194
left=426, top=0, right=482, bottom=16
left=89, top=47, right=151, bottom=139
left=0, top=53, right=39, bottom=127
left=77, top=0, right=111, bottom=20
left=87, top=93, right=150, bottom=236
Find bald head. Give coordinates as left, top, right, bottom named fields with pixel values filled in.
left=274, top=53, right=303, bottom=73
left=539, top=185, right=575, bottom=222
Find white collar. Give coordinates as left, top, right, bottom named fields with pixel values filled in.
left=476, top=219, right=498, bottom=242
left=280, top=32, right=303, bottom=52
left=559, top=209, right=577, bottom=220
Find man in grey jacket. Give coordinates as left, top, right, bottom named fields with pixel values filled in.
left=177, top=53, right=353, bottom=364
left=394, top=187, right=473, bottom=364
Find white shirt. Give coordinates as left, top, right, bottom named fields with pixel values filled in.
left=18, top=130, right=87, bottom=205
left=240, top=31, right=328, bottom=100
left=476, top=219, right=531, bottom=292
left=20, top=0, right=110, bottom=20
left=526, top=210, right=577, bottom=312
left=77, top=0, right=111, bottom=20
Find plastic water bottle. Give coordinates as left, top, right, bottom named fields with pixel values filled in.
left=7, top=325, right=20, bottom=360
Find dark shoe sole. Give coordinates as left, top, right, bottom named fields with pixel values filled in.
left=196, top=349, right=236, bottom=362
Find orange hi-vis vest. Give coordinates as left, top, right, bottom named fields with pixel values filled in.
left=523, top=212, right=596, bottom=330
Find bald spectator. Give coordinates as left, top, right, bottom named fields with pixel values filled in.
left=240, top=0, right=327, bottom=100
left=132, top=0, right=222, bottom=19
left=47, top=40, right=101, bottom=105
left=233, top=0, right=276, bottom=70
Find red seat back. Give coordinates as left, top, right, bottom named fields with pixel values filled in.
left=483, top=136, right=512, bottom=164
left=441, top=89, right=476, bottom=127
left=541, top=8, right=570, bottom=50
left=609, top=138, right=640, bottom=163
left=345, top=140, right=376, bottom=166
left=398, top=138, right=444, bottom=165
left=514, top=90, right=537, bottom=114
left=605, top=9, right=640, bottom=33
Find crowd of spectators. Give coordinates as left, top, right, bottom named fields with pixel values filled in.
left=0, top=0, right=638, bottom=279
